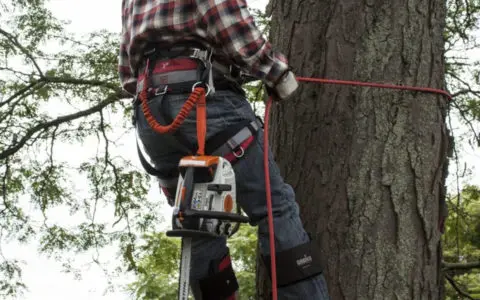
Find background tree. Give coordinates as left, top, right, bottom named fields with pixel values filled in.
left=258, top=0, right=479, bottom=299
left=0, top=1, right=155, bottom=297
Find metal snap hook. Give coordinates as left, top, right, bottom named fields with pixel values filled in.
left=192, top=81, right=211, bottom=96
left=155, top=85, right=168, bottom=95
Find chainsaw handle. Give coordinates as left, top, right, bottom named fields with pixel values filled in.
left=179, top=167, right=195, bottom=212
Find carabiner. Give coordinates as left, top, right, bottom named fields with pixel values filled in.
left=155, top=85, right=168, bottom=96
left=192, top=81, right=211, bottom=96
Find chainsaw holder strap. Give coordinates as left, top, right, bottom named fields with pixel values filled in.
left=135, top=116, right=262, bottom=184
left=262, top=239, right=323, bottom=288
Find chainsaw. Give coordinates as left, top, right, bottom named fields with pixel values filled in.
left=166, top=155, right=249, bottom=300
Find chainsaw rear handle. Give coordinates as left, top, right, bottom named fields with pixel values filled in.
left=179, top=166, right=195, bottom=212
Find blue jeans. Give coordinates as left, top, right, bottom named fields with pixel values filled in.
left=135, top=89, right=330, bottom=299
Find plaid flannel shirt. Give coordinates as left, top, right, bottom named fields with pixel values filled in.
left=119, top=0, right=289, bottom=95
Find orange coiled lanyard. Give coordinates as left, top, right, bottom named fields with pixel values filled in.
left=138, top=59, right=208, bottom=156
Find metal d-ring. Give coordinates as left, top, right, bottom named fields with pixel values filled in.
left=233, top=146, right=244, bottom=158
left=192, top=81, right=211, bottom=96
left=155, top=85, right=168, bottom=96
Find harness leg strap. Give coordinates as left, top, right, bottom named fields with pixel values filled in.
left=262, top=239, right=323, bottom=287
left=160, top=185, right=176, bottom=206
left=194, top=250, right=239, bottom=300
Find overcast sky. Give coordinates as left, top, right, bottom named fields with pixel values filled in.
left=3, top=0, right=479, bottom=299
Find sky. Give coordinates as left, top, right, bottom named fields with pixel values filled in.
left=3, top=0, right=480, bottom=299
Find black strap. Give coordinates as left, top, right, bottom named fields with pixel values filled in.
left=204, top=119, right=253, bottom=154
left=136, top=140, right=163, bottom=177
left=262, top=239, right=323, bottom=287
left=199, top=256, right=238, bottom=300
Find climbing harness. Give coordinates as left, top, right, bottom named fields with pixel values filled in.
left=133, top=42, right=453, bottom=300
left=134, top=45, right=251, bottom=300
left=132, top=44, right=260, bottom=188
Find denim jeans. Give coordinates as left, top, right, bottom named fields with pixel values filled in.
left=135, top=89, right=330, bottom=299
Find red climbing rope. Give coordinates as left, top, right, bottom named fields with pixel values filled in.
left=263, top=77, right=452, bottom=300
left=296, top=76, right=453, bottom=100
left=263, top=98, right=277, bottom=300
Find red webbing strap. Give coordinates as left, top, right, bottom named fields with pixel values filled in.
left=196, top=91, right=207, bottom=156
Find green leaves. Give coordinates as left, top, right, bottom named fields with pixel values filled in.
left=0, top=260, right=26, bottom=298
left=228, top=225, right=257, bottom=299
left=0, top=0, right=145, bottom=296
left=443, top=185, right=480, bottom=299
left=127, top=226, right=258, bottom=300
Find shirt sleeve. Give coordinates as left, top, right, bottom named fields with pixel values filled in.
left=197, top=0, right=289, bottom=87
left=118, top=0, right=137, bottom=96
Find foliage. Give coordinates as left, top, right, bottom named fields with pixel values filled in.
left=443, top=185, right=480, bottom=299
left=128, top=225, right=257, bottom=299
left=445, top=0, right=480, bottom=148
left=0, top=1, right=157, bottom=298
left=442, top=1, right=480, bottom=297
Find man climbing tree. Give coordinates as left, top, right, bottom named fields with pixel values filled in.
left=257, top=0, right=450, bottom=299
left=119, top=0, right=330, bottom=299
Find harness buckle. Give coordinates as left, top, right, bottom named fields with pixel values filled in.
left=232, top=146, right=244, bottom=158
left=190, top=48, right=209, bottom=62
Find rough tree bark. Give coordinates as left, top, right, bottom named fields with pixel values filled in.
left=257, top=0, right=449, bottom=299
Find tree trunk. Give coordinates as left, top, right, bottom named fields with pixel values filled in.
left=257, top=0, right=449, bottom=299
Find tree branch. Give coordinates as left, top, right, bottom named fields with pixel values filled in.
left=42, top=76, right=120, bottom=90
left=0, top=90, right=126, bottom=161
left=0, top=27, right=44, bottom=76
left=451, top=101, right=480, bottom=146
left=0, top=81, right=40, bottom=108
left=445, top=273, right=478, bottom=300
left=0, top=75, right=120, bottom=109
left=443, top=261, right=480, bottom=271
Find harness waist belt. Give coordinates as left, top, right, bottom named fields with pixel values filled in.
left=139, top=46, right=239, bottom=80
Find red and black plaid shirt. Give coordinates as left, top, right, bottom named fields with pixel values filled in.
left=119, top=0, right=289, bottom=95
